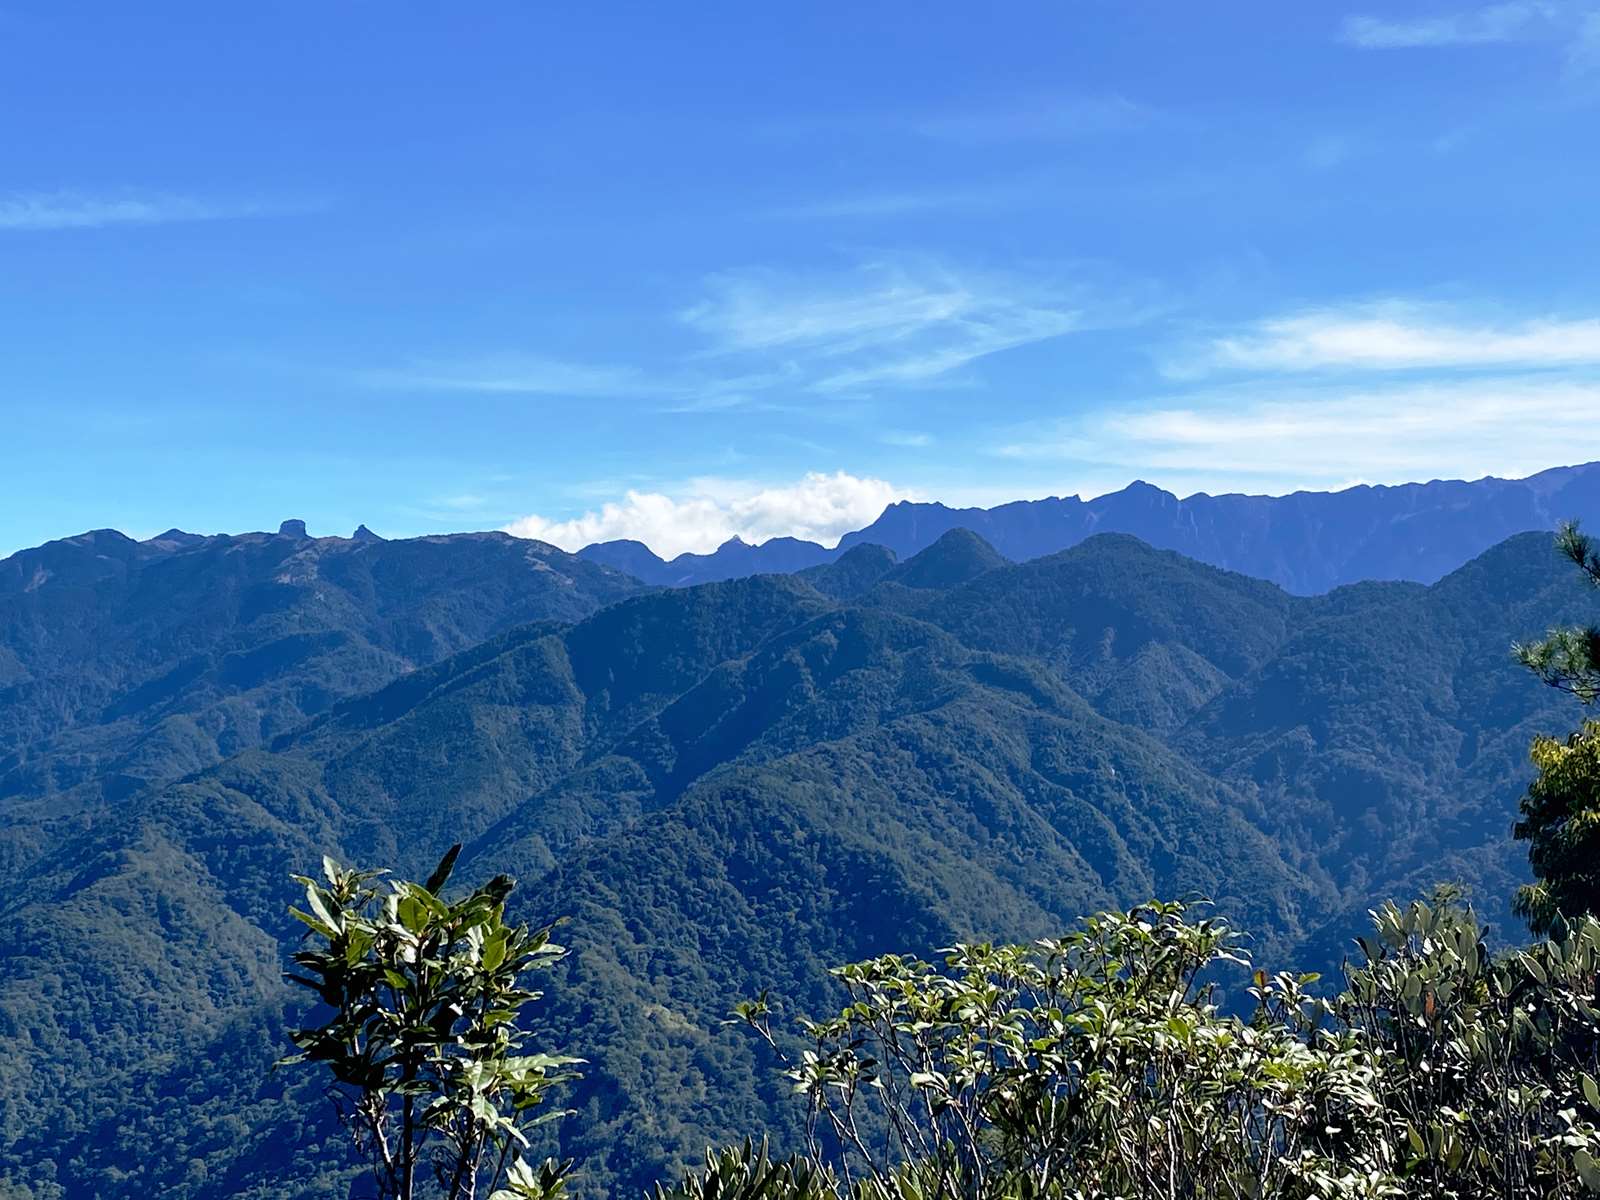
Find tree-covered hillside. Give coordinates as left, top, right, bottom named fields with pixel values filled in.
left=0, top=523, right=642, bottom=884
left=0, top=528, right=1587, bottom=1198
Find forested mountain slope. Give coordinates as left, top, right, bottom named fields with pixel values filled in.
left=0, top=528, right=1588, bottom=1199
left=0, top=522, right=642, bottom=882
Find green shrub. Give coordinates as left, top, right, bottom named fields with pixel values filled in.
left=695, top=894, right=1600, bottom=1199
left=281, top=845, right=578, bottom=1200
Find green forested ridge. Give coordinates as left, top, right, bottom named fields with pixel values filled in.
left=0, top=525, right=640, bottom=794
left=0, top=525, right=641, bottom=885
left=0, top=526, right=1589, bottom=1198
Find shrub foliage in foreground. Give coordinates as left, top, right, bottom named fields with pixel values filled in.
left=282, top=845, right=578, bottom=1200
left=726, top=900, right=1391, bottom=1199
left=284, top=862, right=1600, bottom=1199
left=687, top=895, right=1600, bottom=1200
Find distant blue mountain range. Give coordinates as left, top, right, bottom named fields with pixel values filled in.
left=578, top=462, right=1600, bottom=593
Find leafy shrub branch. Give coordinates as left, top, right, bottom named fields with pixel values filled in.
left=281, top=845, right=578, bottom=1200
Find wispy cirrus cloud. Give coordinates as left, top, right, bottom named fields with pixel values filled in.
left=0, top=189, right=312, bottom=231
left=355, top=354, right=660, bottom=398
left=434, top=493, right=490, bottom=511
left=681, top=259, right=1097, bottom=394
left=359, top=258, right=1128, bottom=409
left=761, top=92, right=1157, bottom=146
left=763, top=186, right=1018, bottom=222
left=1339, top=1, right=1600, bottom=72
left=504, top=470, right=909, bottom=558
left=1185, top=303, right=1600, bottom=374
left=911, top=94, right=1154, bottom=143
left=353, top=351, right=798, bottom=414
left=993, top=375, right=1599, bottom=492
left=809, top=310, right=1080, bottom=393
left=683, top=265, right=979, bottom=356
left=997, top=297, right=1600, bottom=496
left=881, top=430, right=934, bottom=448
left=1340, top=2, right=1557, bottom=47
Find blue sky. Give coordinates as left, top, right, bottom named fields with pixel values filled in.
left=4, top=1, right=1600, bottom=558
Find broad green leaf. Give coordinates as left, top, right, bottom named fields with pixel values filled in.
left=1577, top=1149, right=1600, bottom=1193
left=424, top=843, right=462, bottom=896
left=303, top=884, right=341, bottom=934
left=289, top=907, right=336, bottom=938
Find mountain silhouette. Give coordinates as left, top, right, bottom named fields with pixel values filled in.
left=578, top=462, right=1600, bottom=593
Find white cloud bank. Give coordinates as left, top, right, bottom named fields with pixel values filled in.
left=1195, top=305, right=1600, bottom=373
left=504, top=471, right=909, bottom=559
left=995, top=376, right=1600, bottom=490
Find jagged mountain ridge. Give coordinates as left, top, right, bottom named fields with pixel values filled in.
left=0, top=521, right=643, bottom=832
left=578, top=461, right=1600, bottom=593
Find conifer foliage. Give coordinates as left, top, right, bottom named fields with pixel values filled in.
left=1517, top=521, right=1600, bottom=933
left=1517, top=522, right=1600, bottom=703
